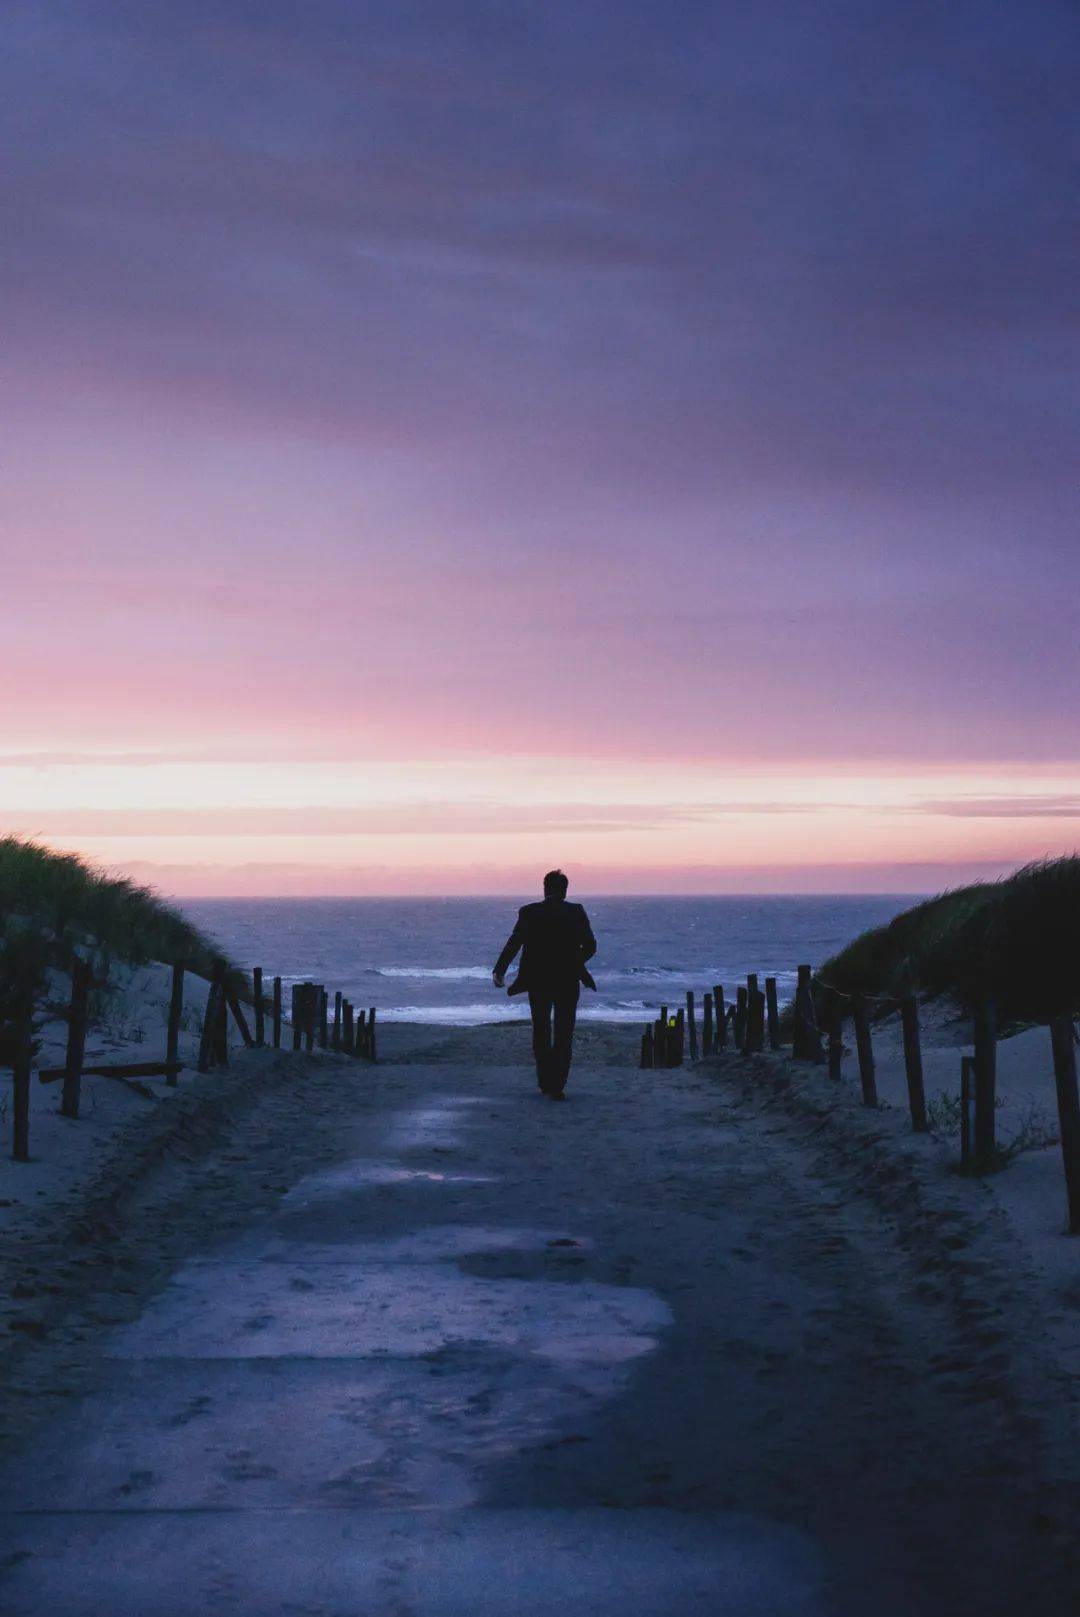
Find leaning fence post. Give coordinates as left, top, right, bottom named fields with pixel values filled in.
left=1050, top=1016, right=1080, bottom=1233
left=973, top=998, right=997, bottom=1173
left=227, top=986, right=254, bottom=1049
left=272, top=976, right=282, bottom=1049
left=900, top=993, right=926, bottom=1131
left=11, top=990, right=32, bottom=1162
left=852, top=994, right=878, bottom=1107
left=62, top=958, right=92, bottom=1119
left=765, top=977, right=780, bottom=1050
left=166, top=960, right=185, bottom=1085
left=253, top=966, right=265, bottom=1047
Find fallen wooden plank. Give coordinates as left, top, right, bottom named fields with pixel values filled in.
left=38, top=1061, right=184, bottom=1085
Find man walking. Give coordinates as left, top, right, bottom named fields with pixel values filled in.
left=492, top=871, right=597, bottom=1099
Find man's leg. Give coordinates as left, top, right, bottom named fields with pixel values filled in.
left=548, top=985, right=580, bottom=1094
left=528, top=989, right=554, bottom=1092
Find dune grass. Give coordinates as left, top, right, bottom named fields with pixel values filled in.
left=816, top=856, right=1080, bottom=1024
left=0, top=838, right=234, bottom=1059
left=0, top=836, right=224, bottom=976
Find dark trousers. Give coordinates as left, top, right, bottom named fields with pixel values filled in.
left=528, top=983, right=580, bottom=1093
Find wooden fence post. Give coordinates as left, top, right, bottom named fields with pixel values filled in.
left=702, top=992, right=713, bottom=1057
left=332, top=991, right=342, bottom=1052
left=291, top=986, right=301, bottom=1051
left=367, top=1007, right=377, bottom=1062
left=765, top=977, right=780, bottom=1050
left=356, top=1009, right=367, bottom=1059
left=318, top=988, right=328, bottom=1049
left=973, top=998, right=997, bottom=1173
left=61, top=958, right=92, bottom=1119
left=343, top=1001, right=355, bottom=1054
left=227, top=988, right=254, bottom=1049
left=11, top=990, right=32, bottom=1162
left=745, top=976, right=759, bottom=1052
left=253, top=966, right=265, bottom=1047
left=713, top=985, right=726, bottom=1048
left=900, top=993, right=926, bottom=1132
left=852, top=994, right=878, bottom=1107
left=960, top=1055, right=975, bottom=1172
left=794, top=965, right=824, bottom=1062
left=747, top=985, right=765, bottom=1055
left=827, top=992, right=843, bottom=1081
left=198, top=963, right=225, bottom=1073
left=197, top=972, right=214, bottom=1073
left=734, top=986, right=748, bottom=1052
left=1050, top=1016, right=1080, bottom=1234
left=214, top=963, right=229, bottom=1067
left=166, top=961, right=185, bottom=1085
left=641, top=1026, right=653, bottom=1067
left=272, top=976, right=282, bottom=1049
left=303, top=984, right=315, bottom=1053
left=686, top=992, right=698, bottom=1061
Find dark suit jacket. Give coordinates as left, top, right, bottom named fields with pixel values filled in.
left=494, top=898, right=597, bottom=995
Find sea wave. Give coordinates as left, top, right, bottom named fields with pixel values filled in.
left=377, top=1001, right=653, bottom=1026
left=375, top=966, right=492, bottom=981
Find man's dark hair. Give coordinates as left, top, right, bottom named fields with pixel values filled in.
left=543, top=869, right=569, bottom=899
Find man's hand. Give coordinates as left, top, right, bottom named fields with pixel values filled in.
left=493, top=971, right=505, bottom=989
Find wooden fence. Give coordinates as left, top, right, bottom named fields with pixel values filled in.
left=9, top=960, right=377, bottom=1164
left=642, top=968, right=1080, bottom=1233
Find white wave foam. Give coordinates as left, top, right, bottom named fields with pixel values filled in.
left=378, top=1002, right=657, bottom=1026
left=377, top=966, right=492, bottom=981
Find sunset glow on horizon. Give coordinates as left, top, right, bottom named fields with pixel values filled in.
left=2, top=749, right=1080, bottom=897
left=3, top=3, right=1077, bottom=898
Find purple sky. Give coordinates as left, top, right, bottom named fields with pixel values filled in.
left=2, top=2, right=1079, bottom=892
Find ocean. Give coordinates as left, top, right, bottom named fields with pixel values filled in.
left=178, top=895, right=913, bottom=1026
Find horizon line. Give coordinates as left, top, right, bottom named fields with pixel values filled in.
left=172, top=889, right=934, bottom=902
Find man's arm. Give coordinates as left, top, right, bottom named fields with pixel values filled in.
left=493, top=911, right=525, bottom=988
left=579, top=906, right=597, bottom=964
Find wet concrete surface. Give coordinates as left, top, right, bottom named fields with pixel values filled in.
left=0, top=1036, right=1067, bottom=1614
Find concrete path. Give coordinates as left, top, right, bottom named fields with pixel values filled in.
left=0, top=1028, right=1065, bottom=1614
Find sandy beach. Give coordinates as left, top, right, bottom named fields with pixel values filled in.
left=2, top=992, right=1080, bottom=1615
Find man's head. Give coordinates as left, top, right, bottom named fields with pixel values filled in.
left=543, top=869, right=569, bottom=900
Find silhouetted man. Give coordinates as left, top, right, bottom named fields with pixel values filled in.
left=492, top=870, right=597, bottom=1099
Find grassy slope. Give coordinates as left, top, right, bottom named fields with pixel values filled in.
left=816, top=856, right=1080, bottom=1024
left=0, top=838, right=232, bottom=1050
